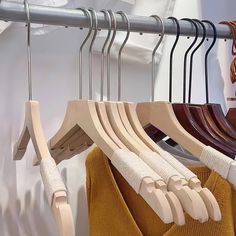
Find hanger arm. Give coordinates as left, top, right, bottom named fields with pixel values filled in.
left=14, top=101, right=75, bottom=235
left=14, top=101, right=51, bottom=161
left=137, top=101, right=205, bottom=157
left=52, top=191, right=75, bottom=236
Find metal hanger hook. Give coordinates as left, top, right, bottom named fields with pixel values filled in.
left=201, top=20, right=217, bottom=103
left=77, top=7, right=92, bottom=100
left=88, top=8, right=98, bottom=100
left=168, top=17, right=180, bottom=103
left=181, top=18, right=198, bottom=103
left=24, top=0, right=32, bottom=101
left=188, top=19, right=206, bottom=103
left=107, top=10, right=117, bottom=101
left=116, top=11, right=130, bottom=101
left=100, top=9, right=112, bottom=101
left=150, top=15, right=165, bottom=102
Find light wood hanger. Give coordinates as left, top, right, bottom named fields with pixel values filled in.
left=104, top=11, right=186, bottom=224
left=125, top=102, right=221, bottom=221
left=104, top=12, right=208, bottom=223
left=136, top=17, right=236, bottom=190
left=142, top=16, right=221, bottom=221
left=13, top=2, right=75, bottom=235
left=97, top=10, right=186, bottom=224
left=95, top=9, right=128, bottom=151
left=47, top=8, right=175, bottom=223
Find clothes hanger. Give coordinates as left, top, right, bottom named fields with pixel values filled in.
left=100, top=10, right=188, bottom=224
left=13, top=1, right=75, bottom=235
left=136, top=18, right=236, bottom=189
left=153, top=17, right=221, bottom=221
left=147, top=17, right=236, bottom=157
left=96, top=10, right=187, bottom=225
left=47, top=8, right=177, bottom=224
left=122, top=15, right=219, bottom=221
left=95, top=9, right=129, bottom=151
left=123, top=16, right=195, bottom=162
left=226, top=108, right=236, bottom=129
left=186, top=20, right=236, bottom=147
left=172, top=18, right=236, bottom=155
left=196, top=21, right=236, bottom=141
left=104, top=12, right=211, bottom=222
left=141, top=16, right=197, bottom=160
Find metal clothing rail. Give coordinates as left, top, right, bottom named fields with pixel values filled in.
left=0, top=1, right=232, bottom=39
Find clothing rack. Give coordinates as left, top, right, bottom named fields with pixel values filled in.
left=0, top=1, right=232, bottom=39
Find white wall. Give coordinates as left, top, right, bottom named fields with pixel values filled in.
left=0, top=0, right=235, bottom=235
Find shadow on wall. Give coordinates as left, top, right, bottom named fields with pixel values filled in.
left=76, top=186, right=88, bottom=236
left=0, top=181, right=58, bottom=236
left=0, top=155, right=88, bottom=236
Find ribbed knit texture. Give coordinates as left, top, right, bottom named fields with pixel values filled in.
left=40, top=157, right=67, bottom=205
left=111, top=149, right=163, bottom=193
left=159, top=150, right=197, bottom=181
left=200, top=146, right=233, bottom=178
left=139, top=150, right=184, bottom=184
left=86, top=147, right=235, bottom=236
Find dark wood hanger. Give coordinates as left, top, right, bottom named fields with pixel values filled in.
left=205, top=104, right=236, bottom=139
left=173, top=104, right=236, bottom=157
left=145, top=18, right=236, bottom=158
left=195, top=104, right=236, bottom=145
left=186, top=20, right=236, bottom=142
left=226, top=107, right=236, bottom=129
left=190, top=105, right=236, bottom=151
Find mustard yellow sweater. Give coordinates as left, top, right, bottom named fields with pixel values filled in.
left=86, top=147, right=236, bottom=236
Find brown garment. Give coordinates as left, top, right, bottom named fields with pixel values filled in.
left=220, top=21, right=236, bottom=83
left=86, top=147, right=236, bottom=236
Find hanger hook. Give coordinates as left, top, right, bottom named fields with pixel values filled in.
left=168, top=17, right=180, bottom=103
left=77, top=8, right=92, bottom=100
left=88, top=8, right=98, bottom=100
left=107, top=10, right=117, bottom=101
left=116, top=11, right=130, bottom=101
left=150, top=15, right=165, bottom=102
left=201, top=20, right=217, bottom=103
left=188, top=19, right=206, bottom=103
left=100, top=9, right=112, bottom=102
left=181, top=18, right=198, bottom=103
left=24, top=0, right=32, bottom=101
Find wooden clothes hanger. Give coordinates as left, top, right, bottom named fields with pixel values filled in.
left=102, top=11, right=208, bottom=223
left=144, top=17, right=236, bottom=157
left=123, top=16, right=219, bottom=221
left=171, top=19, right=236, bottom=156
left=136, top=18, right=236, bottom=190
left=185, top=20, right=236, bottom=147
left=95, top=9, right=128, bottom=151
left=199, top=21, right=236, bottom=140
left=227, top=108, right=236, bottom=129
left=96, top=10, right=186, bottom=224
left=13, top=1, right=75, bottom=235
left=46, top=8, right=179, bottom=224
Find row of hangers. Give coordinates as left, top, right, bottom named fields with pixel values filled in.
left=12, top=1, right=236, bottom=235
